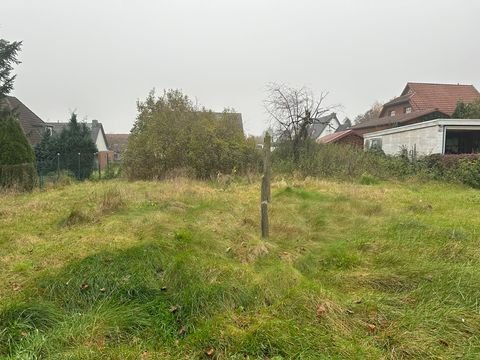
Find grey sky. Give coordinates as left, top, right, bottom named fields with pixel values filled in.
left=2, top=0, right=480, bottom=135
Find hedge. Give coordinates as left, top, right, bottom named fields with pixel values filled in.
left=0, top=163, right=37, bottom=191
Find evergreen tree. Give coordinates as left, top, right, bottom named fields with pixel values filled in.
left=35, top=113, right=98, bottom=180
left=0, top=38, right=37, bottom=190
left=0, top=39, right=22, bottom=102
left=0, top=112, right=35, bottom=165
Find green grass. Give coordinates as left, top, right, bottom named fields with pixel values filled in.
left=1, top=178, right=480, bottom=359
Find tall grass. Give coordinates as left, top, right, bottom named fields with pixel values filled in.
left=1, top=179, right=479, bottom=358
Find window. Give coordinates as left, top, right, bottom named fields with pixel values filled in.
left=389, top=110, right=396, bottom=117
left=404, top=106, right=412, bottom=114
left=45, top=126, right=53, bottom=136
left=366, top=138, right=382, bottom=151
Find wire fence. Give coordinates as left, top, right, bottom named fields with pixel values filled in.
left=36, top=152, right=104, bottom=187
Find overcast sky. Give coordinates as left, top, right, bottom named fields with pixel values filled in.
left=2, top=0, right=480, bottom=135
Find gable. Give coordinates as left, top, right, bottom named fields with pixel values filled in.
left=2, top=96, right=46, bottom=146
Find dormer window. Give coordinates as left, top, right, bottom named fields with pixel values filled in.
left=404, top=106, right=412, bottom=114
left=389, top=110, right=396, bottom=117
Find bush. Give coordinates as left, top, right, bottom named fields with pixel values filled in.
left=0, top=112, right=37, bottom=190
left=359, top=172, right=379, bottom=185
left=272, top=141, right=480, bottom=189
left=0, top=163, right=37, bottom=191
left=273, top=141, right=413, bottom=181
left=122, top=90, right=261, bottom=180
left=418, top=154, right=480, bottom=188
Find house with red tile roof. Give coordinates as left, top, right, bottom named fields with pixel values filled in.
left=353, top=82, right=480, bottom=135
left=317, top=129, right=363, bottom=147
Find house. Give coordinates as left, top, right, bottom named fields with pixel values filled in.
left=105, top=134, right=129, bottom=162
left=364, top=118, right=480, bottom=156
left=1, top=96, right=46, bottom=147
left=46, top=120, right=113, bottom=169
left=317, top=129, right=363, bottom=147
left=353, top=82, right=480, bottom=135
left=307, top=113, right=345, bottom=141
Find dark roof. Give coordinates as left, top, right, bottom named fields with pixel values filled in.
left=212, top=112, right=244, bottom=134
left=336, top=118, right=351, bottom=132
left=2, top=96, right=46, bottom=146
left=318, top=129, right=362, bottom=144
left=352, top=109, right=449, bottom=130
left=307, top=113, right=339, bottom=139
left=105, top=134, right=129, bottom=153
left=46, top=120, right=108, bottom=148
left=381, top=82, right=480, bottom=117
left=383, top=94, right=411, bottom=108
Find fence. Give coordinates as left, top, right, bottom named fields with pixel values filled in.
left=36, top=152, right=108, bottom=186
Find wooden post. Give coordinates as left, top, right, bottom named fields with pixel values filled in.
left=261, top=133, right=272, bottom=238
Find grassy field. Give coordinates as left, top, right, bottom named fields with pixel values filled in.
left=1, top=178, right=479, bottom=359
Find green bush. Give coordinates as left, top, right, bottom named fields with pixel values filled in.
left=272, top=141, right=480, bottom=189
left=0, top=112, right=37, bottom=190
left=0, top=163, right=37, bottom=191
left=273, top=141, right=413, bottom=181
left=359, top=172, right=379, bottom=185
left=418, top=154, right=480, bottom=188
left=122, top=90, right=261, bottom=180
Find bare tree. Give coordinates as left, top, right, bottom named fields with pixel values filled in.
left=264, top=83, right=336, bottom=162
left=354, top=101, right=383, bottom=125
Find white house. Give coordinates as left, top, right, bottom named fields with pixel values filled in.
left=308, top=113, right=352, bottom=141
left=364, top=119, right=480, bottom=156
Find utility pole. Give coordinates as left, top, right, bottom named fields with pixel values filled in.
left=261, top=132, right=272, bottom=238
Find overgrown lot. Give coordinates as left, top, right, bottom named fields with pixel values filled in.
left=1, top=179, right=479, bottom=359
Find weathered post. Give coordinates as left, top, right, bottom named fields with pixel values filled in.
left=96, top=152, right=101, bottom=179
left=56, top=152, right=60, bottom=180
left=261, top=133, right=272, bottom=238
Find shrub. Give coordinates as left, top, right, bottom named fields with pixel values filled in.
left=122, top=89, right=261, bottom=180
left=273, top=141, right=413, bottom=181
left=0, top=111, right=37, bottom=190
left=359, top=172, right=379, bottom=185
left=0, top=163, right=37, bottom=191
left=419, top=154, right=480, bottom=188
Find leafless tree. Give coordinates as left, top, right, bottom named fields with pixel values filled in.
left=264, top=83, right=337, bottom=162
left=354, top=101, right=383, bottom=124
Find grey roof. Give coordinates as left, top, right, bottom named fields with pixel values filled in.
left=336, top=118, right=352, bottom=132
left=1, top=96, right=46, bottom=146
left=212, top=112, right=244, bottom=134
left=307, top=113, right=339, bottom=139
left=382, top=94, right=411, bottom=108
left=46, top=120, right=108, bottom=148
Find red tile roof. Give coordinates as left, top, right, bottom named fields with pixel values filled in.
left=352, top=109, right=448, bottom=130
left=401, top=82, right=479, bottom=116
left=105, top=134, right=129, bottom=152
left=317, top=129, right=362, bottom=143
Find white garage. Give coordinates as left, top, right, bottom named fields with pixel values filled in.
left=363, top=119, right=480, bottom=156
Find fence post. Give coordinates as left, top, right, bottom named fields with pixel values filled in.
left=56, top=153, right=60, bottom=180
left=261, top=133, right=272, bottom=238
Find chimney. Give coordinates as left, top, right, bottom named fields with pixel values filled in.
left=92, top=120, right=99, bottom=127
